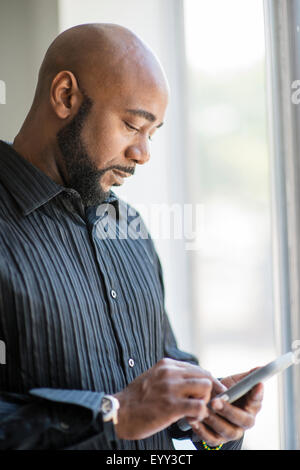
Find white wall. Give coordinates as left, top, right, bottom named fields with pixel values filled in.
left=0, top=0, right=59, bottom=141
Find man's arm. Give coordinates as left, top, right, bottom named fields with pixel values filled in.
left=0, top=388, right=116, bottom=449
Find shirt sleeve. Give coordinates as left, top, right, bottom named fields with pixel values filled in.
left=0, top=388, right=118, bottom=449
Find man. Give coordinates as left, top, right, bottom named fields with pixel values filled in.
left=0, top=23, right=263, bottom=450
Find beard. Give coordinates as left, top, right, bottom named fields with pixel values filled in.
left=56, top=93, right=118, bottom=207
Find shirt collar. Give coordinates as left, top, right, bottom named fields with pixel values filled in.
left=0, top=140, right=119, bottom=217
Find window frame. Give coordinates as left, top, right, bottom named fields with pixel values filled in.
left=264, top=0, right=300, bottom=450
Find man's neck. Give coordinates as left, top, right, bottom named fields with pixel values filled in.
left=12, top=130, right=66, bottom=186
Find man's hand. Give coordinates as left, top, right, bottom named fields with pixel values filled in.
left=188, top=369, right=264, bottom=447
left=113, top=358, right=226, bottom=440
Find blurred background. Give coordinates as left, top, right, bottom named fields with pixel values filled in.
left=1, top=0, right=298, bottom=449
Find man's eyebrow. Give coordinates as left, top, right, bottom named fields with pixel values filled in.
left=125, top=109, right=164, bottom=128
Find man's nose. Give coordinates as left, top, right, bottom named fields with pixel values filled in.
left=125, top=137, right=150, bottom=165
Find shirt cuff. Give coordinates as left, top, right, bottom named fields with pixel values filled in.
left=29, top=388, right=118, bottom=448
left=29, top=388, right=104, bottom=418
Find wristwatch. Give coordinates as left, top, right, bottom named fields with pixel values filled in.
left=100, top=395, right=120, bottom=425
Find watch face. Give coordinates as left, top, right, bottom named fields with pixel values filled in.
left=102, top=397, right=113, bottom=414
left=101, top=395, right=120, bottom=424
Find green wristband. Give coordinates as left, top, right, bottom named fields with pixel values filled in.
left=201, top=440, right=223, bottom=450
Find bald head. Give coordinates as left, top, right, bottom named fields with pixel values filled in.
left=14, top=23, right=169, bottom=207
left=35, top=23, right=169, bottom=103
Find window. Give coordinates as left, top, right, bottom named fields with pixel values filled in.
left=184, top=0, right=278, bottom=449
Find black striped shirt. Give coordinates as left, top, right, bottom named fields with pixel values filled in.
left=0, top=140, right=200, bottom=450
left=0, top=140, right=242, bottom=451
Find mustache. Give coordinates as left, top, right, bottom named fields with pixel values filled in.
left=103, top=164, right=135, bottom=176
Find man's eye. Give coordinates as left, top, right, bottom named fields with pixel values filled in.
left=124, top=122, right=138, bottom=132
left=124, top=121, right=154, bottom=142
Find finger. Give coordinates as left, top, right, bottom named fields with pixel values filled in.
left=243, top=383, right=264, bottom=413
left=178, top=378, right=213, bottom=402
left=172, top=361, right=226, bottom=395
left=203, top=411, right=244, bottom=442
left=179, top=397, right=209, bottom=422
left=211, top=378, right=228, bottom=395
left=190, top=421, right=225, bottom=447
left=210, top=399, right=255, bottom=429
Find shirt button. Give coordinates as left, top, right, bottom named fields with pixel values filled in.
left=60, top=422, right=70, bottom=431
left=128, top=358, right=135, bottom=368
left=111, top=289, right=117, bottom=299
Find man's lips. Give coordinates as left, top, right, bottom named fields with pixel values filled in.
left=112, top=169, right=133, bottom=184
left=113, top=169, right=132, bottom=178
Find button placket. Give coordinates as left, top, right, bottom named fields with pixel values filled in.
left=60, top=421, right=70, bottom=431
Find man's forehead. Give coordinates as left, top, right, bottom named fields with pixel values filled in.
left=92, top=73, right=168, bottom=123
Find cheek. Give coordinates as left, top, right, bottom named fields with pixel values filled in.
left=82, top=118, right=124, bottom=163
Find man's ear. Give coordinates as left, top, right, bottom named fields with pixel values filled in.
left=50, top=70, right=81, bottom=119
